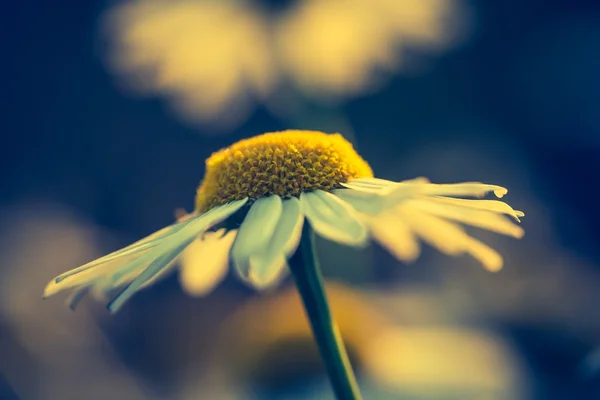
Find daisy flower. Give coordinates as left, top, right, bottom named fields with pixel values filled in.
left=204, top=284, right=524, bottom=399
left=102, top=0, right=466, bottom=128
left=44, top=129, right=523, bottom=311
left=43, top=130, right=523, bottom=399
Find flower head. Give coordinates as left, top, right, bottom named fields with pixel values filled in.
left=195, top=130, right=372, bottom=212
left=43, top=130, right=524, bottom=312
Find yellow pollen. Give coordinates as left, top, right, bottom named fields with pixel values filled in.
left=195, top=130, right=373, bottom=213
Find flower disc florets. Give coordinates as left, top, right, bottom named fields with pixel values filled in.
left=195, top=130, right=373, bottom=212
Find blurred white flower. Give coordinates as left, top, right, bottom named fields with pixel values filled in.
left=276, top=0, right=464, bottom=97
left=102, top=0, right=468, bottom=129
left=104, top=0, right=276, bottom=128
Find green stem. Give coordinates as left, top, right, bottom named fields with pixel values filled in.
left=288, top=223, right=363, bottom=400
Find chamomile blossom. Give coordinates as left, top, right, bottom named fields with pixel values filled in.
left=43, top=130, right=524, bottom=312
left=103, top=0, right=466, bottom=128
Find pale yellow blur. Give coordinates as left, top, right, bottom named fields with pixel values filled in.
left=102, top=0, right=466, bottom=128
left=193, top=283, right=527, bottom=399
left=179, top=228, right=238, bottom=296
left=277, top=0, right=465, bottom=96
left=364, top=326, right=520, bottom=396
left=220, top=282, right=389, bottom=361
left=103, top=0, right=276, bottom=128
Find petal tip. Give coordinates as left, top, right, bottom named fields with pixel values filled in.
left=181, top=284, right=214, bottom=297
left=493, top=188, right=508, bottom=198
left=483, top=258, right=504, bottom=272
left=514, top=229, right=525, bottom=239
left=106, top=302, right=120, bottom=314
left=43, top=282, right=58, bottom=298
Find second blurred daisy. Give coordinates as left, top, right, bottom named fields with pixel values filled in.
left=103, top=0, right=276, bottom=128
left=183, top=284, right=527, bottom=399
left=102, top=0, right=467, bottom=129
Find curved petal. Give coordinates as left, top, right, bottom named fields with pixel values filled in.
left=332, top=189, right=386, bottom=215
left=106, top=198, right=249, bottom=312
left=369, top=214, right=420, bottom=263
left=396, top=205, right=470, bottom=255
left=349, top=177, right=398, bottom=186
left=430, top=196, right=525, bottom=221
left=300, top=190, right=368, bottom=247
left=341, top=178, right=394, bottom=193
left=45, top=199, right=247, bottom=300
left=107, top=237, right=193, bottom=312
left=412, top=182, right=509, bottom=198
left=461, top=236, right=503, bottom=272
left=407, top=198, right=525, bottom=238
left=50, top=218, right=195, bottom=285
left=43, top=248, right=154, bottom=298
left=179, top=229, right=237, bottom=296
left=231, top=195, right=283, bottom=282
left=45, top=199, right=247, bottom=313
left=65, top=286, right=91, bottom=310
left=397, top=205, right=505, bottom=270
left=343, top=177, right=429, bottom=194
left=248, top=197, right=304, bottom=288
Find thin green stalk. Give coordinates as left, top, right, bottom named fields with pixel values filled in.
left=288, top=223, right=363, bottom=400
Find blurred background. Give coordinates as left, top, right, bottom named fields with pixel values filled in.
left=2, top=0, right=600, bottom=399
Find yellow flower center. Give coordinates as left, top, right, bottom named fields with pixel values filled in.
left=195, top=130, right=373, bottom=213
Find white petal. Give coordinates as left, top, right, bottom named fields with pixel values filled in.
left=415, top=182, right=509, bottom=198
left=248, top=197, right=304, bottom=287
left=248, top=261, right=289, bottom=291
left=341, top=179, right=391, bottom=193
left=462, top=236, right=504, bottom=272
left=407, top=198, right=525, bottom=238
left=349, top=177, right=398, bottom=187
left=65, top=286, right=91, bottom=310
left=396, top=205, right=470, bottom=255
left=369, top=214, right=420, bottom=263
left=332, top=189, right=386, bottom=215
left=383, top=181, right=431, bottom=202
left=108, top=235, right=195, bottom=313
left=183, top=197, right=249, bottom=234
left=397, top=205, right=505, bottom=270
left=45, top=199, right=247, bottom=299
left=280, top=199, right=305, bottom=257
left=107, top=198, right=249, bottom=312
left=300, top=190, right=368, bottom=247
left=180, top=229, right=237, bottom=296
left=140, top=258, right=179, bottom=288
left=45, top=199, right=246, bottom=310
left=48, top=218, right=195, bottom=286
left=396, top=177, right=431, bottom=185
left=43, top=248, right=154, bottom=298
left=430, top=196, right=525, bottom=221
left=231, top=196, right=283, bottom=281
